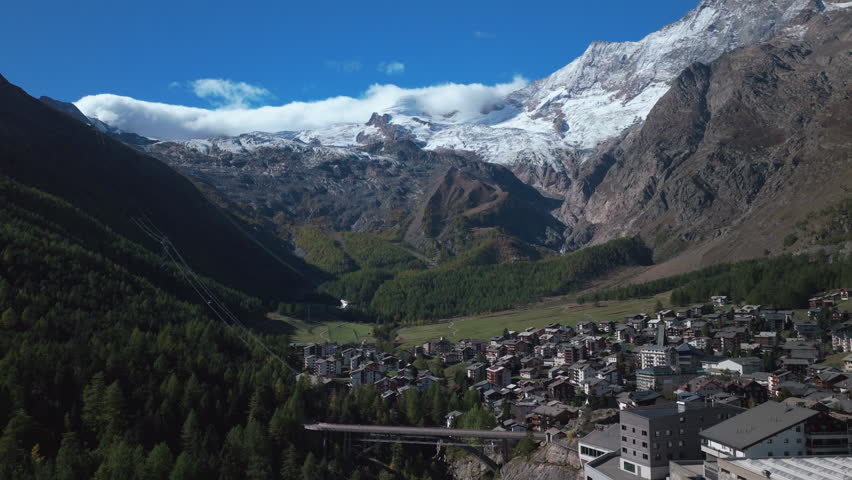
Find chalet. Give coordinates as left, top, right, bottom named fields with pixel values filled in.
left=547, top=378, right=575, bottom=401
left=616, top=390, right=663, bottom=409
left=597, top=320, right=615, bottom=333
left=527, top=403, right=579, bottom=431
left=466, top=363, right=486, bottom=381
left=624, top=314, right=650, bottom=330
left=754, top=331, right=778, bottom=348
left=725, top=379, right=769, bottom=405
left=445, top=410, right=463, bottom=428
left=614, top=324, right=635, bottom=343
left=711, top=295, right=729, bottom=307
left=502, top=339, right=527, bottom=355
left=814, top=372, right=848, bottom=391
left=566, top=360, right=598, bottom=386
left=792, top=318, right=821, bottom=338
left=703, top=312, right=725, bottom=328
left=423, top=337, right=454, bottom=355
left=576, top=321, right=596, bottom=334
left=486, top=365, right=511, bottom=388
left=831, top=322, right=852, bottom=352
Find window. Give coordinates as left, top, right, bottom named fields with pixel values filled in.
left=768, top=439, right=773, bottom=444
left=784, top=452, right=789, bottom=456
left=642, top=442, right=647, bottom=448
left=633, top=450, right=637, bottom=456
left=768, top=452, right=773, bottom=457
left=653, top=443, right=659, bottom=449
left=655, top=454, right=661, bottom=460
left=678, top=441, right=684, bottom=447
left=784, top=439, right=789, bottom=444
left=667, top=441, right=673, bottom=448
left=680, top=417, right=685, bottom=423
left=622, top=425, right=627, bottom=430
left=632, top=439, right=636, bottom=444
left=643, top=454, right=648, bottom=459
left=622, top=436, right=627, bottom=441
left=632, top=427, right=636, bottom=433
left=642, top=430, right=647, bottom=436
left=623, top=462, right=636, bottom=473
left=679, top=428, right=685, bottom=434
left=795, top=426, right=801, bottom=432
left=666, top=430, right=672, bottom=436
left=655, top=431, right=660, bottom=437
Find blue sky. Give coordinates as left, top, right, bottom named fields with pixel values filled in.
left=3, top=0, right=693, bottom=106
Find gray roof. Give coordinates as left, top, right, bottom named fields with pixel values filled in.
left=700, top=401, right=818, bottom=450
left=722, top=457, right=852, bottom=480
left=579, top=423, right=620, bottom=452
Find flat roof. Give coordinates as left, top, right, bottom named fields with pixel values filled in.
left=722, top=456, right=852, bottom=480
left=580, top=423, right=620, bottom=452
left=700, top=401, right=817, bottom=450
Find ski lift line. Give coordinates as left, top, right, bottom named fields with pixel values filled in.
left=162, top=239, right=297, bottom=373
left=132, top=217, right=298, bottom=373
left=139, top=218, right=298, bottom=373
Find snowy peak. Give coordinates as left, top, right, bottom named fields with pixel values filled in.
left=500, top=0, right=819, bottom=156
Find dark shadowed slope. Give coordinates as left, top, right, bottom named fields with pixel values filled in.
left=0, top=74, right=311, bottom=300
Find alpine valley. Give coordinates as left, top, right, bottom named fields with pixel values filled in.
left=2, top=0, right=852, bottom=479
left=67, top=0, right=850, bottom=268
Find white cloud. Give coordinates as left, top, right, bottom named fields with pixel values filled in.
left=474, top=31, right=496, bottom=39
left=74, top=76, right=528, bottom=141
left=378, top=61, right=405, bottom=75
left=189, top=78, right=271, bottom=109
left=324, top=59, right=363, bottom=73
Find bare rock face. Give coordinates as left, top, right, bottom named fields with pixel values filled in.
left=145, top=134, right=567, bottom=258
left=499, top=441, right=584, bottom=480
left=565, top=7, right=852, bottom=263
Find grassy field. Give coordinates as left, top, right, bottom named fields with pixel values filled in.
left=266, top=313, right=375, bottom=344
left=394, top=292, right=670, bottom=349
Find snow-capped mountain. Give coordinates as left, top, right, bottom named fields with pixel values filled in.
left=280, top=0, right=819, bottom=169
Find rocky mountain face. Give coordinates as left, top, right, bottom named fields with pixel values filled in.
left=565, top=6, right=852, bottom=264
left=143, top=129, right=568, bottom=258
left=282, top=0, right=821, bottom=172
left=69, top=0, right=851, bottom=271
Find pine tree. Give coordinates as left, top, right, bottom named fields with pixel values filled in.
left=169, top=452, right=199, bottom=480
left=82, top=373, right=106, bottom=435
left=102, top=381, right=127, bottom=438
left=301, top=452, right=319, bottom=480
left=55, top=432, right=90, bottom=480
left=142, top=443, right=173, bottom=480
left=280, top=444, right=301, bottom=480
left=180, top=410, right=202, bottom=457
left=1, top=307, right=18, bottom=329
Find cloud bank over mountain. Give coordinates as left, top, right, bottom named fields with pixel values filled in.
left=74, top=77, right=527, bottom=140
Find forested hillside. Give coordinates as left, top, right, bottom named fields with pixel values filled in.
left=368, top=237, right=652, bottom=322
left=0, top=73, right=310, bottom=301
left=0, top=175, right=481, bottom=479
left=579, top=252, right=852, bottom=308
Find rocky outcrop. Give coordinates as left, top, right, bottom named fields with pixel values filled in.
left=556, top=7, right=852, bottom=264
left=499, top=440, right=584, bottom=480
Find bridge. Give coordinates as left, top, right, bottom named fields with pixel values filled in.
left=304, top=423, right=547, bottom=472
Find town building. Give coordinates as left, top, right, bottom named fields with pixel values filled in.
left=486, top=365, right=511, bottom=387
left=585, top=401, right=742, bottom=480
left=700, top=401, right=851, bottom=477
